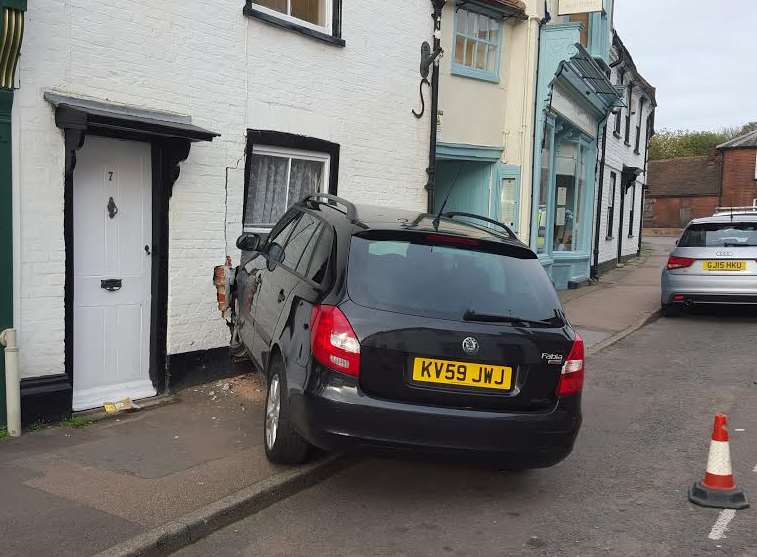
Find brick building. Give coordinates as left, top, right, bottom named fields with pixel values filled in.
left=717, top=129, right=757, bottom=209
left=8, top=0, right=434, bottom=422
left=644, top=153, right=722, bottom=228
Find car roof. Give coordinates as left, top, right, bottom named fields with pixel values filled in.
left=310, top=201, right=525, bottom=247
left=688, top=214, right=757, bottom=225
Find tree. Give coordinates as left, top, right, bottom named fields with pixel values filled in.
left=648, top=122, right=757, bottom=161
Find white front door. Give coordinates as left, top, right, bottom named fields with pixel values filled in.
left=73, top=136, right=156, bottom=411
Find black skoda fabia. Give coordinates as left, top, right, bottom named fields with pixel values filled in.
left=230, top=194, right=583, bottom=468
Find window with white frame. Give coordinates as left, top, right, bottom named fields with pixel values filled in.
left=244, top=145, right=330, bottom=231
left=452, top=7, right=502, bottom=81
left=249, top=0, right=334, bottom=34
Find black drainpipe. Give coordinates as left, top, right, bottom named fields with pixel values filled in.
left=591, top=120, right=608, bottom=278
left=617, top=172, right=626, bottom=264
left=425, top=0, right=446, bottom=213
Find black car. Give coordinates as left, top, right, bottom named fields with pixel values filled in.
left=231, top=194, right=583, bottom=468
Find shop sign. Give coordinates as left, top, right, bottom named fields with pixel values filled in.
left=558, top=0, right=603, bottom=15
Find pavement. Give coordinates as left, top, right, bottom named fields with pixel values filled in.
left=560, top=236, right=676, bottom=350
left=0, top=372, right=284, bottom=557
left=175, top=305, right=757, bottom=557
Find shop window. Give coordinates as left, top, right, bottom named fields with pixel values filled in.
left=553, top=141, right=585, bottom=252
left=452, top=7, right=502, bottom=82
left=536, top=121, right=554, bottom=254
left=628, top=182, right=636, bottom=237
left=635, top=98, right=646, bottom=154
left=606, top=172, right=617, bottom=239
left=613, top=70, right=625, bottom=136
left=624, top=84, right=634, bottom=145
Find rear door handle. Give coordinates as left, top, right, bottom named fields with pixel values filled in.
left=277, top=289, right=286, bottom=303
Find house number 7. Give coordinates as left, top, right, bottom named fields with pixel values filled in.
left=107, top=171, right=114, bottom=181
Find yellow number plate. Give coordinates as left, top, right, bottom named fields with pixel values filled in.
left=703, top=260, right=747, bottom=272
left=412, top=358, right=513, bottom=391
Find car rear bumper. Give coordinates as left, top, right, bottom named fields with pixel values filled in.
left=662, top=271, right=757, bottom=305
left=290, top=371, right=582, bottom=468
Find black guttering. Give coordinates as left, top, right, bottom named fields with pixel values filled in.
left=243, top=1, right=345, bottom=47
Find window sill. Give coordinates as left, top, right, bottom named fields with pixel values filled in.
left=634, top=149, right=640, bottom=155
left=613, top=131, right=622, bottom=139
left=451, top=63, right=500, bottom=84
left=624, top=141, right=631, bottom=147
left=605, top=236, right=614, bottom=241
left=243, top=6, right=345, bottom=47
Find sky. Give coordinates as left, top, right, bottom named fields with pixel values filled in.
left=613, top=0, right=757, bottom=132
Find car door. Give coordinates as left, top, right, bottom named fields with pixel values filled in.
left=237, top=213, right=300, bottom=365
left=250, top=211, right=323, bottom=369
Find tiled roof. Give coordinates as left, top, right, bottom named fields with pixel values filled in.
left=717, top=129, right=757, bottom=150
left=647, top=156, right=722, bottom=197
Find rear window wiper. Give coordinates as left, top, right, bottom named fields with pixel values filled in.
left=463, top=310, right=563, bottom=327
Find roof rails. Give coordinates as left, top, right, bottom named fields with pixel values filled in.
left=442, top=212, right=515, bottom=239
left=299, top=193, right=358, bottom=223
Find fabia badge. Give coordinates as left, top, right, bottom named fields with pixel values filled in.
left=462, top=337, right=479, bottom=355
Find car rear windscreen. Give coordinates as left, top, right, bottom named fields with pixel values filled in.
left=347, top=236, right=562, bottom=323
left=679, top=222, right=757, bottom=247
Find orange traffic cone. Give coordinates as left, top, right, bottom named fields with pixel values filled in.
left=689, top=414, right=749, bottom=509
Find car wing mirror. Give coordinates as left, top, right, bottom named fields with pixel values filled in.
left=236, top=232, right=261, bottom=253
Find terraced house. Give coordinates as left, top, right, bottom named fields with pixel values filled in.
left=3, top=0, right=434, bottom=424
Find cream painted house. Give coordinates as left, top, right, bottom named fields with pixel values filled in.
left=434, top=0, right=541, bottom=240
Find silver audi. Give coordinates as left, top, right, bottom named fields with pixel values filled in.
left=661, top=213, right=757, bottom=316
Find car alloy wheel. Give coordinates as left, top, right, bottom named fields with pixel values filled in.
left=265, top=374, right=281, bottom=450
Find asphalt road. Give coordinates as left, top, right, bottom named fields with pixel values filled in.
left=176, top=308, right=757, bottom=557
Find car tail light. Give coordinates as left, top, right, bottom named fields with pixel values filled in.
left=310, top=305, right=361, bottom=376
left=557, top=335, right=584, bottom=398
left=667, top=256, right=695, bottom=270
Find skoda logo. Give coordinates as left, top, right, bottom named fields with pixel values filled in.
left=462, top=337, right=479, bottom=355
left=716, top=250, right=734, bottom=257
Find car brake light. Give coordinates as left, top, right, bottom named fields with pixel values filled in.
left=557, top=335, right=584, bottom=398
left=310, top=305, right=361, bottom=376
left=667, top=256, right=695, bottom=270
left=425, top=234, right=480, bottom=247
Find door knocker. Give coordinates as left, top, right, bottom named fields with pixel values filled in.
left=107, top=197, right=118, bottom=219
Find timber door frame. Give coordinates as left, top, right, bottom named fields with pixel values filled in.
left=51, top=99, right=218, bottom=410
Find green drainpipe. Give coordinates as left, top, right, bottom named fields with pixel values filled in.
left=0, top=0, right=27, bottom=428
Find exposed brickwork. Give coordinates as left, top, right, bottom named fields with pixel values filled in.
left=643, top=196, right=720, bottom=228
left=720, top=149, right=757, bottom=208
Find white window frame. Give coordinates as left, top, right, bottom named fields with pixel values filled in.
left=245, top=144, right=331, bottom=233
left=249, top=0, right=333, bottom=35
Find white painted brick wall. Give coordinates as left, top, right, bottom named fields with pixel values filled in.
left=12, top=0, right=431, bottom=378
left=596, top=60, right=652, bottom=266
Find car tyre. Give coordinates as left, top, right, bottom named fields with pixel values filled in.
left=661, top=303, right=682, bottom=318
left=264, top=356, right=310, bottom=465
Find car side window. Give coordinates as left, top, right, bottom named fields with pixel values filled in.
left=267, top=211, right=301, bottom=254
left=282, top=213, right=321, bottom=270
left=304, top=226, right=334, bottom=284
